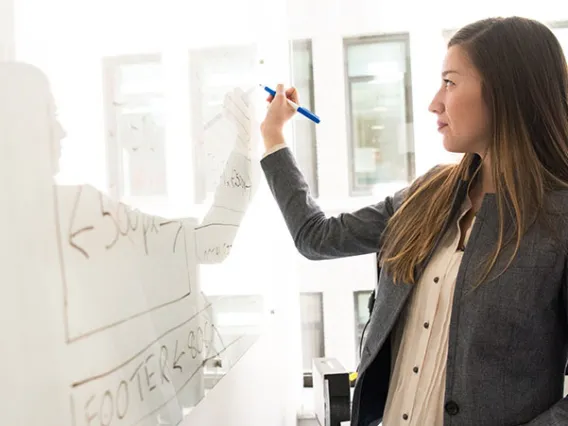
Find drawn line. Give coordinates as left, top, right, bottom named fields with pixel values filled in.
left=210, top=204, right=246, bottom=215
left=210, top=324, right=227, bottom=354
left=71, top=302, right=212, bottom=388
left=68, top=187, right=92, bottom=259
left=159, top=220, right=185, bottom=253
left=183, top=220, right=192, bottom=294
left=70, top=394, right=76, bottom=426
left=132, top=336, right=245, bottom=426
left=173, top=224, right=184, bottom=254
left=70, top=226, right=94, bottom=240
left=194, top=222, right=239, bottom=231
left=67, top=291, right=192, bottom=345
left=52, top=185, right=71, bottom=343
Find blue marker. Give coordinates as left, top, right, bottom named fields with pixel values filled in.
left=261, top=84, right=321, bottom=124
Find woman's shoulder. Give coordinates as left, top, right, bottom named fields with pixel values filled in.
left=420, top=163, right=455, bottom=180
left=546, top=188, right=568, bottom=202
left=406, top=163, right=457, bottom=196
left=544, top=189, right=568, bottom=216
left=389, top=164, right=457, bottom=212
left=541, top=190, right=568, bottom=247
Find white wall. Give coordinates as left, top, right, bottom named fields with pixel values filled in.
left=0, top=0, right=14, bottom=60
left=183, top=319, right=290, bottom=426
left=286, top=0, right=568, bottom=389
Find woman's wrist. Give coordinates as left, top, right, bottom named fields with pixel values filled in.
left=262, top=129, right=286, bottom=151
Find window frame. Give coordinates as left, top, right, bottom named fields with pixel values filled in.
left=290, top=39, right=319, bottom=197
left=299, top=291, right=325, bottom=387
left=343, top=33, right=415, bottom=197
left=444, top=19, right=568, bottom=41
left=547, top=20, right=568, bottom=29
left=549, top=21, right=568, bottom=56
left=102, top=53, right=163, bottom=200
left=187, top=43, right=258, bottom=205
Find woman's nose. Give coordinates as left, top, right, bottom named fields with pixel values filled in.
left=428, top=91, right=444, bottom=114
left=56, top=120, right=67, bottom=140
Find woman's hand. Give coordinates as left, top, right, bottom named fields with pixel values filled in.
left=222, top=87, right=252, bottom=156
left=260, top=84, right=298, bottom=151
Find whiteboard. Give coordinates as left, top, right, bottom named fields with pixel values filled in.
left=0, top=60, right=264, bottom=426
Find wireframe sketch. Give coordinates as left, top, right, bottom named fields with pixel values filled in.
left=0, top=61, right=259, bottom=426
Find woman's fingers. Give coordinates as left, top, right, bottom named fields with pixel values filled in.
left=266, top=87, right=298, bottom=104
left=285, top=87, right=298, bottom=104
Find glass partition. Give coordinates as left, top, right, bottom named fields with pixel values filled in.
left=5, top=1, right=288, bottom=425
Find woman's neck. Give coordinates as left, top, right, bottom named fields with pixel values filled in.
left=479, top=155, right=495, bottom=194
left=468, top=155, right=495, bottom=212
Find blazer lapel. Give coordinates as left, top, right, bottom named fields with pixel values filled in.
left=359, top=159, right=475, bottom=373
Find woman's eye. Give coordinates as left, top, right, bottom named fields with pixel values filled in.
left=444, top=79, right=455, bottom=88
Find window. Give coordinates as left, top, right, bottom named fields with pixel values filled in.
left=202, top=294, right=264, bottom=389
left=300, top=292, right=325, bottom=375
left=354, top=290, right=373, bottom=363
left=103, top=55, right=167, bottom=199
left=442, top=28, right=457, bottom=44
left=344, top=34, right=415, bottom=195
left=188, top=45, right=258, bottom=203
left=291, top=40, right=319, bottom=197
left=550, top=21, right=568, bottom=55
left=447, top=21, right=568, bottom=51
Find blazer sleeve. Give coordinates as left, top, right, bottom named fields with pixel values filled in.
left=522, top=398, right=568, bottom=425
left=520, top=257, right=568, bottom=425
left=260, top=147, right=407, bottom=260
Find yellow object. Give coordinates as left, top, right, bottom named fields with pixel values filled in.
left=349, top=372, right=358, bottom=382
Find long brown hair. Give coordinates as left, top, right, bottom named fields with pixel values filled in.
left=380, top=17, right=568, bottom=285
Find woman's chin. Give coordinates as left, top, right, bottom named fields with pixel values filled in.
left=442, top=138, right=465, bottom=154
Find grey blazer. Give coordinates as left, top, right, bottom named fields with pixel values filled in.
left=261, top=148, right=568, bottom=426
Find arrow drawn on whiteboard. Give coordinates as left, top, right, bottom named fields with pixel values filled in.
left=173, top=340, right=185, bottom=372
left=68, top=186, right=94, bottom=259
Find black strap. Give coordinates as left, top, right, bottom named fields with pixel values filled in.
left=359, top=264, right=378, bottom=358
left=367, top=289, right=376, bottom=315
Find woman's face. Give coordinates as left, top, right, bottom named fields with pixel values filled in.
left=428, top=45, right=492, bottom=155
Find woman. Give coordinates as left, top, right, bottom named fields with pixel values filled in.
left=260, top=17, right=568, bottom=426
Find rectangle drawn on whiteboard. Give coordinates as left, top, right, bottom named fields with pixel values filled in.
left=54, top=185, right=194, bottom=343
